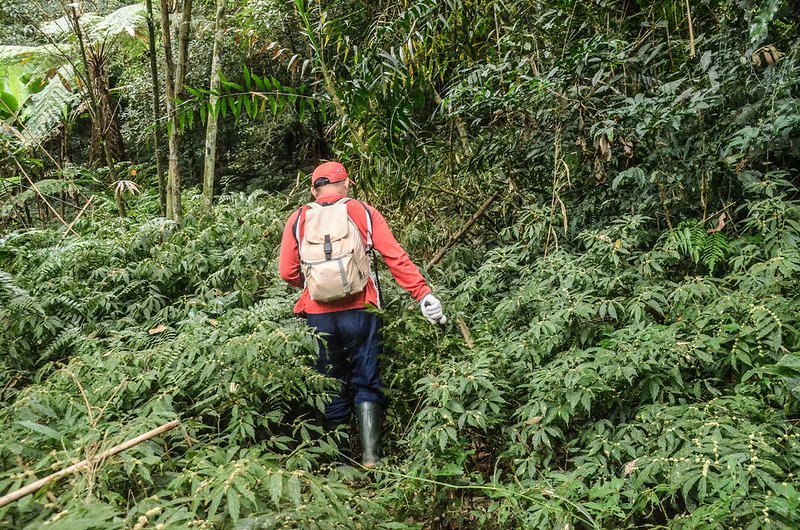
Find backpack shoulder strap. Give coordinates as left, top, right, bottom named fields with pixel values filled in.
left=296, top=199, right=372, bottom=249
left=292, top=204, right=313, bottom=243
left=355, top=200, right=373, bottom=251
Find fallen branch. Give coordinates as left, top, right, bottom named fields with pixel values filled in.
left=62, top=195, right=95, bottom=238
left=15, top=456, right=57, bottom=504
left=427, top=190, right=500, bottom=268
left=14, top=160, right=80, bottom=238
left=0, top=419, right=181, bottom=508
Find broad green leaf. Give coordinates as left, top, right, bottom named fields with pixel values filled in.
left=17, top=420, right=64, bottom=442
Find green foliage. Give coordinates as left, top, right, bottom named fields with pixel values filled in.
left=6, top=175, right=797, bottom=527
left=1, top=0, right=800, bottom=527
left=0, top=64, right=77, bottom=143
left=0, top=192, right=390, bottom=528
left=182, top=66, right=314, bottom=131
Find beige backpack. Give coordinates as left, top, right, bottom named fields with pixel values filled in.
left=295, top=198, right=373, bottom=302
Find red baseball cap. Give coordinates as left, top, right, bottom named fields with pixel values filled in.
left=312, top=161, right=348, bottom=187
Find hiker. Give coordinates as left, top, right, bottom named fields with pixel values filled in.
left=279, top=161, right=446, bottom=468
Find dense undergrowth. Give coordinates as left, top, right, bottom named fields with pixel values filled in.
left=2, top=0, right=800, bottom=528
left=1, top=172, right=799, bottom=528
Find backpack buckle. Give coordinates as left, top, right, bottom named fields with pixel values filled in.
left=324, top=234, right=332, bottom=259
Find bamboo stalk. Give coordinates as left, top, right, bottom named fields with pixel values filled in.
left=61, top=195, right=95, bottom=238
left=15, top=161, right=80, bottom=237
left=685, top=0, right=696, bottom=58
left=0, top=419, right=180, bottom=508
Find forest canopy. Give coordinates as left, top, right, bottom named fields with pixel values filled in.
left=1, top=0, right=799, bottom=528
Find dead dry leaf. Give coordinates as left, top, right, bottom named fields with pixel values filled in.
left=623, top=458, right=638, bottom=477
left=595, top=136, right=612, bottom=161
left=148, top=324, right=167, bottom=335
left=708, top=212, right=727, bottom=234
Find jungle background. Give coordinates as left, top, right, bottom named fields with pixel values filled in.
left=1, top=0, right=799, bottom=528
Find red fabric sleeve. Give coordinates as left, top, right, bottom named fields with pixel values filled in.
left=368, top=206, right=431, bottom=302
left=279, top=208, right=304, bottom=289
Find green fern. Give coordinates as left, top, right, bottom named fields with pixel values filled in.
left=20, top=67, right=79, bottom=142
left=701, top=232, right=730, bottom=274
left=41, top=4, right=146, bottom=43
left=662, top=221, right=730, bottom=274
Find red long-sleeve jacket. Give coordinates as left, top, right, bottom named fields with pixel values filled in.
left=279, top=194, right=431, bottom=315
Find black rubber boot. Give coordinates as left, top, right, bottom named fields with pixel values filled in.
left=355, top=401, right=382, bottom=468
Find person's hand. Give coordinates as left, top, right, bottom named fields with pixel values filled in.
left=420, top=293, right=447, bottom=325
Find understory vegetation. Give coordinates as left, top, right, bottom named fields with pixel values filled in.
left=1, top=0, right=800, bottom=528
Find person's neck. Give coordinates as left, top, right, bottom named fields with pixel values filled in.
left=315, top=192, right=347, bottom=201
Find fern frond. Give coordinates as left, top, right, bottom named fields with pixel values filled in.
left=701, top=232, right=729, bottom=274
left=0, top=270, right=22, bottom=301
left=39, top=326, right=83, bottom=362
left=86, top=5, right=146, bottom=41
left=41, top=5, right=146, bottom=43
left=20, top=67, right=79, bottom=142
left=0, top=45, right=59, bottom=67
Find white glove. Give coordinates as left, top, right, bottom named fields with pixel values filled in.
left=420, top=293, right=447, bottom=325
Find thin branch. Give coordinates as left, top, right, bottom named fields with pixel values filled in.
left=685, top=0, right=696, bottom=58
left=62, top=195, right=94, bottom=238
left=428, top=189, right=501, bottom=268
left=17, top=182, right=83, bottom=209
left=0, top=419, right=181, bottom=508
left=14, top=160, right=80, bottom=237
left=14, top=456, right=57, bottom=504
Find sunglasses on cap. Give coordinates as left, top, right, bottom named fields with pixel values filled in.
left=312, top=177, right=331, bottom=189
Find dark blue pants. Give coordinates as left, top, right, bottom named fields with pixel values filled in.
left=306, top=309, right=387, bottom=421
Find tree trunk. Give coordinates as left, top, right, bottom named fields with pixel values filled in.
left=203, top=0, right=226, bottom=213
left=116, top=195, right=126, bottom=217
left=23, top=202, right=33, bottom=226
left=146, top=0, right=167, bottom=216
left=175, top=0, right=192, bottom=96
left=159, top=0, right=175, bottom=220
left=68, top=5, right=112, bottom=168
left=87, top=48, right=126, bottom=163
left=159, top=0, right=191, bottom=223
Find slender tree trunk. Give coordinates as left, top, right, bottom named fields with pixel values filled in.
left=145, top=0, right=167, bottom=216
left=203, top=0, right=226, bottom=213
left=172, top=0, right=192, bottom=223
left=116, top=195, right=126, bottom=217
left=158, top=0, right=176, bottom=220
left=159, top=0, right=192, bottom=223
left=24, top=202, right=33, bottom=226
left=60, top=128, right=66, bottom=165
left=175, top=0, right=192, bottom=96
